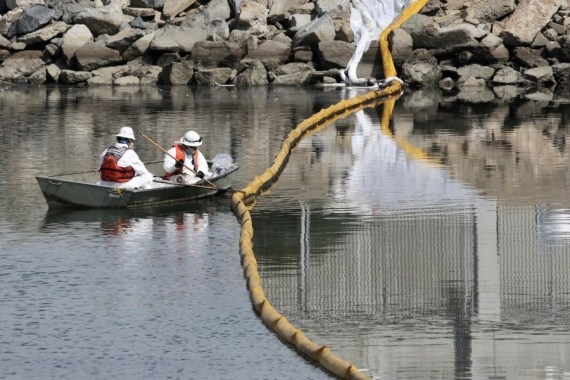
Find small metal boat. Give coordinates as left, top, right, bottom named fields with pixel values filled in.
left=36, top=160, right=239, bottom=209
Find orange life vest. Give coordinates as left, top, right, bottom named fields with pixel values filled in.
left=99, top=145, right=135, bottom=183
left=165, top=144, right=200, bottom=178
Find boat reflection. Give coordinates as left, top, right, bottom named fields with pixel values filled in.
left=40, top=197, right=227, bottom=235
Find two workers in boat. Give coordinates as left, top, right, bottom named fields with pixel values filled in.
left=99, top=127, right=210, bottom=189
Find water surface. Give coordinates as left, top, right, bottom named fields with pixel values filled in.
left=1, top=85, right=570, bottom=380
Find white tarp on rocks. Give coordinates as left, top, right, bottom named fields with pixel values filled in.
left=344, top=0, right=412, bottom=85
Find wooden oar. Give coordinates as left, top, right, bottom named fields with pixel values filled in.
left=140, top=132, right=219, bottom=190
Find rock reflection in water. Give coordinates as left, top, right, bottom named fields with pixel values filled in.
left=252, top=92, right=570, bottom=380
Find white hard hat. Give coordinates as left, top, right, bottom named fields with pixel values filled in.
left=179, top=130, right=202, bottom=147
left=116, top=126, right=136, bottom=140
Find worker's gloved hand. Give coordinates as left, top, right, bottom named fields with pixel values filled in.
left=197, top=171, right=205, bottom=179
left=175, top=160, right=184, bottom=168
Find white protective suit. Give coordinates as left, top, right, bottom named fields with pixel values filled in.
left=97, top=142, right=154, bottom=189
left=163, top=145, right=211, bottom=184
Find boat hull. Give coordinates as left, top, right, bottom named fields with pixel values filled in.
left=36, top=162, right=239, bottom=209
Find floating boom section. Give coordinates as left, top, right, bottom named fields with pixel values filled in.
left=230, top=1, right=429, bottom=379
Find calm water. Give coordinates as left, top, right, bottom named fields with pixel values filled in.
left=1, top=85, right=570, bottom=380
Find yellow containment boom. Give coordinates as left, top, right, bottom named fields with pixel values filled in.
left=230, top=1, right=431, bottom=378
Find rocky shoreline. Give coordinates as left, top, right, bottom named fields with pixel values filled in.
left=1, top=0, right=570, bottom=99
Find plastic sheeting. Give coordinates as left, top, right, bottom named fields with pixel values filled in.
left=344, top=0, right=412, bottom=85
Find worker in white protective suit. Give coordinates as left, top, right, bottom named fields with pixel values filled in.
left=98, top=126, right=154, bottom=189
left=163, top=130, right=211, bottom=184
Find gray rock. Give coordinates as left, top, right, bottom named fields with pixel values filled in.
left=235, top=59, right=268, bottom=85
left=458, top=76, right=487, bottom=88
left=87, top=65, right=125, bottom=85
left=156, top=51, right=181, bottom=66
left=122, top=31, right=155, bottom=61
left=316, top=40, right=354, bottom=70
left=0, top=33, right=10, bottom=48
left=0, top=8, right=23, bottom=36
left=46, top=0, right=94, bottom=24
left=492, top=66, right=522, bottom=84
left=268, top=0, right=309, bottom=24
left=412, top=22, right=483, bottom=50
left=270, top=62, right=314, bottom=86
left=114, top=74, right=140, bottom=85
left=241, top=39, right=290, bottom=71
left=130, top=0, right=165, bottom=9
left=18, top=20, right=68, bottom=45
left=163, top=0, right=196, bottom=19
left=105, top=27, right=145, bottom=53
left=523, top=66, right=555, bottom=85
left=74, top=41, right=123, bottom=71
left=203, top=0, right=232, bottom=22
left=315, top=0, right=350, bottom=16
left=149, top=24, right=205, bottom=53
left=457, top=64, right=495, bottom=80
left=45, top=62, right=60, bottom=82
left=207, top=19, right=229, bottom=41
left=192, top=67, right=234, bottom=85
left=6, top=0, right=44, bottom=10
left=470, top=0, right=515, bottom=22
left=552, top=62, right=570, bottom=92
left=389, top=28, right=413, bottom=65
left=2, top=53, right=44, bottom=84
left=158, top=59, right=193, bottom=85
left=500, top=0, right=565, bottom=47
left=122, top=7, right=156, bottom=18
left=234, top=0, right=268, bottom=36
left=8, top=5, right=54, bottom=37
left=513, top=47, right=549, bottom=68
left=401, top=50, right=442, bottom=88
left=293, top=13, right=335, bottom=47
left=74, top=3, right=123, bottom=36
left=58, top=69, right=91, bottom=84
left=28, top=65, right=46, bottom=83
left=61, top=24, right=92, bottom=64
left=192, top=40, right=245, bottom=69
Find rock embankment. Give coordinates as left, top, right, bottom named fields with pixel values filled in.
left=2, top=0, right=570, bottom=94
left=0, top=0, right=363, bottom=86
left=395, top=0, right=570, bottom=98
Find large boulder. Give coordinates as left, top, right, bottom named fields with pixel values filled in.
left=61, top=24, right=93, bottom=64
left=235, top=59, right=268, bottom=85
left=17, top=20, right=67, bottom=45
left=192, top=41, right=245, bottom=70
left=234, top=0, right=268, bottom=36
left=74, top=3, right=123, bottom=36
left=149, top=24, right=206, bottom=53
left=74, top=41, right=123, bottom=71
left=162, top=0, right=196, bottom=19
left=401, top=50, right=442, bottom=88
left=241, top=40, right=290, bottom=71
left=158, top=59, right=194, bottom=85
left=500, top=0, right=565, bottom=47
left=316, top=40, right=354, bottom=70
left=192, top=67, right=234, bottom=85
left=8, top=5, right=54, bottom=37
left=293, top=13, right=335, bottom=47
